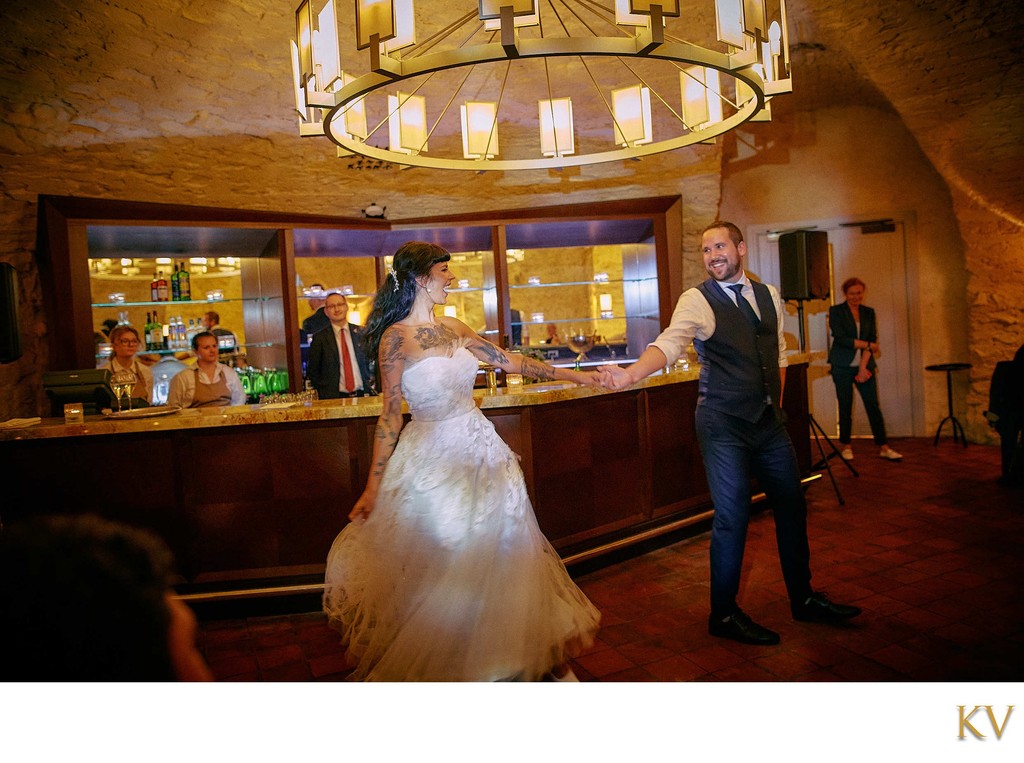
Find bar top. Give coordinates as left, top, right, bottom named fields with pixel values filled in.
left=3, top=356, right=807, bottom=442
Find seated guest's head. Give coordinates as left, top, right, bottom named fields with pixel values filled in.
left=0, top=514, right=211, bottom=681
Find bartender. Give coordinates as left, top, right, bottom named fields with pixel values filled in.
left=166, top=331, right=246, bottom=408
left=102, top=325, right=153, bottom=405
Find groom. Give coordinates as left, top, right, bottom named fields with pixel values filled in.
left=599, top=220, right=861, bottom=645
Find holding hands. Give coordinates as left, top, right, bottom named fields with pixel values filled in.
left=596, top=364, right=634, bottom=390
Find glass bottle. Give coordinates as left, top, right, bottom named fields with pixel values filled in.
left=156, top=271, right=169, bottom=301
left=171, top=262, right=180, bottom=301
left=178, top=261, right=191, bottom=300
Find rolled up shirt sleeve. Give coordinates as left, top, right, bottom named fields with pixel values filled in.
left=648, top=287, right=713, bottom=365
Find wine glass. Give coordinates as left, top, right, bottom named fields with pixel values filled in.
left=566, top=328, right=596, bottom=370
left=109, top=370, right=137, bottom=413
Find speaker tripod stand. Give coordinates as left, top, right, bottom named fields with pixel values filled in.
left=792, top=300, right=858, bottom=507
left=808, top=412, right=857, bottom=505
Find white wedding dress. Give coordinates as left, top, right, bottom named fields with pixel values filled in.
left=323, top=347, right=600, bottom=681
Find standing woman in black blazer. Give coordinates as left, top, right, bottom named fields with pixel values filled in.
left=828, top=277, right=902, bottom=461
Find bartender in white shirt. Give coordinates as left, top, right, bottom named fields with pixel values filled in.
left=166, top=331, right=246, bottom=408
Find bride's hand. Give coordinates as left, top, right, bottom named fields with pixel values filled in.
left=348, top=491, right=376, bottom=524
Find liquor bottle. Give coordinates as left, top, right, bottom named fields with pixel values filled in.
left=175, top=316, right=186, bottom=350
left=178, top=261, right=191, bottom=300
left=156, top=271, right=169, bottom=301
left=149, top=313, right=163, bottom=352
left=143, top=311, right=153, bottom=350
left=150, top=272, right=160, bottom=302
left=186, top=318, right=197, bottom=345
left=162, top=320, right=170, bottom=350
left=171, top=262, right=180, bottom=301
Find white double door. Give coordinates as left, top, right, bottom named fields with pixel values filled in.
left=747, top=222, right=915, bottom=439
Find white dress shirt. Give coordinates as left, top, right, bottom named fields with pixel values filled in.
left=166, top=362, right=246, bottom=408
left=649, top=275, right=789, bottom=368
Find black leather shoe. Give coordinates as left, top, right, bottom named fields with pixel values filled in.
left=792, top=592, right=862, bottom=622
left=708, top=610, right=780, bottom=646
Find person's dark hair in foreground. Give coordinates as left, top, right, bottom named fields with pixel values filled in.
left=0, top=514, right=210, bottom=681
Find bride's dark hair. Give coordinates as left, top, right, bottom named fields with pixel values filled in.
left=362, top=241, right=451, bottom=364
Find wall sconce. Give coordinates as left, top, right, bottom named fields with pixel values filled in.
left=531, top=312, right=545, bottom=323
left=528, top=276, right=541, bottom=285
left=341, top=285, right=354, bottom=295
left=599, top=293, right=614, bottom=318
left=457, top=279, right=470, bottom=289
left=348, top=309, right=362, bottom=325
left=443, top=305, right=457, bottom=318
left=594, top=272, right=609, bottom=283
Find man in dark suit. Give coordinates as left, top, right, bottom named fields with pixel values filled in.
left=598, top=221, right=861, bottom=646
left=306, top=292, right=375, bottom=399
left=827, top=277, right=901, bottom=461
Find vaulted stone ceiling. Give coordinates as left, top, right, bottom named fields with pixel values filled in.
left=1, top=0, right=1019, bottom=222
left=782, top=0, right=1023, bottom=226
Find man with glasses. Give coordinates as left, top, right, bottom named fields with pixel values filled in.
left=306, top=292, right=375, bottom=399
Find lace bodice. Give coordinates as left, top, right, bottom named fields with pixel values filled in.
left=401, top=347, right=478, bottom=421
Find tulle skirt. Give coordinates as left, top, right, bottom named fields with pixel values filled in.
left=323, top=407, right=600, bottom=681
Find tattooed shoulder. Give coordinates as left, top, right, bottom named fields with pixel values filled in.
left=413, top=322, right=459, bottom=353
left=379, top=328, right=406, bottom=369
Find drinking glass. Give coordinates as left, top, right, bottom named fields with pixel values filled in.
left=566, top=328, right=596, bottom=370
left=109, top=370, right=137, bottom=413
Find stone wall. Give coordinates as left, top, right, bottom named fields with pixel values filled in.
left=0, top=0, right=1018, bottom=439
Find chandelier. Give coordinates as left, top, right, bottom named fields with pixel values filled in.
left=290, top=0, right=792, bottom=171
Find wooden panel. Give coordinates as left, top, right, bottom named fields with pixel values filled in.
left=528, top=395, right=645, bottom=546
left=646, top=381, right=710, bottom=515
left=183, top=421, right=365, bottom=582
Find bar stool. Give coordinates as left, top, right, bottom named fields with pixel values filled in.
left=926, top=362, right=972, bottom=447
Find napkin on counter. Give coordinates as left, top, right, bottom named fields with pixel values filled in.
left=0, top=417, right=42, bottom=429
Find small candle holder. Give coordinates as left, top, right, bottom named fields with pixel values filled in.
left=63, top=403, right=84, bottom=424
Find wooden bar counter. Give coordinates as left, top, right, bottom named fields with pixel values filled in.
left=1, top=360, right=812, bottom=600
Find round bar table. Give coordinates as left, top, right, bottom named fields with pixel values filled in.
left=926, top=362, right=972, bottom=447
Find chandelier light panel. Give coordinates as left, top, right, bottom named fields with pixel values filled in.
left=355, top=0, right=397, bottom=48
left=461, top=101, right=500, bottom=159
left=539, top=98, right=575, bottom=158
left=611, top=85, right=653, bottom=147
left=388, top=92, right=428, bottom=154
left=290, top=0, right=793, bottom=170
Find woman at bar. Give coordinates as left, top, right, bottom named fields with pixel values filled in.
left=101, top=325, right=153, bottom=405
left=323, top=241, right=601, bottom=681
left=828, top=277, right=902, bottom=461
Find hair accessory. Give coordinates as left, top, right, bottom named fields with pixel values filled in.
left=388, top=265, right=399, bottom=292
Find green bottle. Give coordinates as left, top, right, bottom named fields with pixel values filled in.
left=171, top=262, right=180, bottom=301
left=178, top=261, right=191, bottom=300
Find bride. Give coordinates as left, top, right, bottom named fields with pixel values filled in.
left=323, top=241, right=601, bottom=681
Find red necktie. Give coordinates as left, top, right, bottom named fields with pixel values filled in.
left=338, top=327, right=355, bottom=393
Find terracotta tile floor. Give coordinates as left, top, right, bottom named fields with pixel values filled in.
left=195, top=437, right=1024, bottom=682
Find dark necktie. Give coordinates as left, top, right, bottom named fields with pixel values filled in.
left=728, top=284, right=760, bottom=329
left=338, top=328, right=355, bottom=393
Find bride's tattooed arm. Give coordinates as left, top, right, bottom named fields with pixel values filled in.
left=349, top=328, right=406, bottom=523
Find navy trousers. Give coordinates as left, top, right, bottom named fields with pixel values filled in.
left=831, top=365, right=888, bottom=446
left=695, top=404, right=813, bottom=617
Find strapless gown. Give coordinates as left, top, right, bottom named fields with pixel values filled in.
left=323, top=348, right=600, bottom=681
